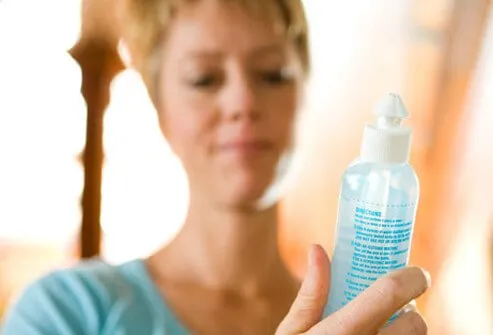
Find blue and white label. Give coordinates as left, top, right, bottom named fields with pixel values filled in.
left=327, top=196, right=417, bottom=314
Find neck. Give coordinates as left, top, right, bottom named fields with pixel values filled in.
left=150, top=196, right=294, bottom=297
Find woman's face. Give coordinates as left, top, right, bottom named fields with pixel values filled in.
left=157, top=0, right=303, bottom=209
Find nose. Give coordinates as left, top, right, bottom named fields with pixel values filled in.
left=218, top=71, right=261, bottom=122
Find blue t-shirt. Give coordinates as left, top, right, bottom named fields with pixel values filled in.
left=1, top=259, right=190, bottom=335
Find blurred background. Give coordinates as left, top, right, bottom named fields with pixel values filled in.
left=0, top=0, right=492, bottom=333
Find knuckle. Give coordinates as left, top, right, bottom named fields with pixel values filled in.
left=329, top=309, right=358, bottom=335
left=374, top=275, right=405, bottom=306
left=297, top=290, right=321, bottom=312
left=288, top=291, right=324, bottom=323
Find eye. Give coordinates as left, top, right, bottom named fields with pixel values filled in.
left=258, top=68, right=293, bottom=85
left=188, top=75, right=218, bottom=88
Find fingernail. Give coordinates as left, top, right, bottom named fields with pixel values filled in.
left=308, top=245, right=316, bottom=268
left=301, top=246, right=317, bottom=292
left=404, top=300, right=417, bottom=313
left=422, top=268, right=432, bottom=288
left=398, top=300, right=417, bottom=316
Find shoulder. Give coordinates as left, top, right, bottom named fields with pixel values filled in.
left=1, top=259, right=141, bottom=335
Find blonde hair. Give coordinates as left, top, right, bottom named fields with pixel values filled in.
left=119, top=0, right=310, bottom=102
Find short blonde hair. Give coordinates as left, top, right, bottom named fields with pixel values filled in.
left=119, top=0, right=310, bottom=102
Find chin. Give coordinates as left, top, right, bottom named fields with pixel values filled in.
left=228, top=176, right=271, bottom=201
left=217, top=152, right=295, bottom=210
left=222, top=170, right=288, bottom=211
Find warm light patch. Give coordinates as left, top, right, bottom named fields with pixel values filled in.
left=101, top=70, right=189, bottom=264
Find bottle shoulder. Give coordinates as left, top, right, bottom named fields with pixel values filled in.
left=344, top=159, right=417, bottom=179
left=340, top=159, right=419, bottom=202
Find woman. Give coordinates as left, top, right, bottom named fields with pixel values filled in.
left=2, top=0, right=430, bottom=334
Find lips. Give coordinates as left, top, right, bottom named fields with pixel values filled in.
left=217, top=139, right=274, bottom=153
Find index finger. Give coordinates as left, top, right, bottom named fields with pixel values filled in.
left=312, top=267, right=431, bottom=335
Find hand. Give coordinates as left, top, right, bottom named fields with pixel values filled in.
left=276, top=245, right=430, bottom=335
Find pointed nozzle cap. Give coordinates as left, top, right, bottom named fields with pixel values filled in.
left=361, top=93, right=412, bottom=163
left=375, top=93, right=409, bottom=121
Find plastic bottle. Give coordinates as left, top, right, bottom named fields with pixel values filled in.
left=326, top=93, right=419, bottom=316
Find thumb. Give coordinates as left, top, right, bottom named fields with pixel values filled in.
left=276, top=244, right=330, bottom=335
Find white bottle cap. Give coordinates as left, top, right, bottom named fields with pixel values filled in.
left=360, top=93, right=412, bottom=164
